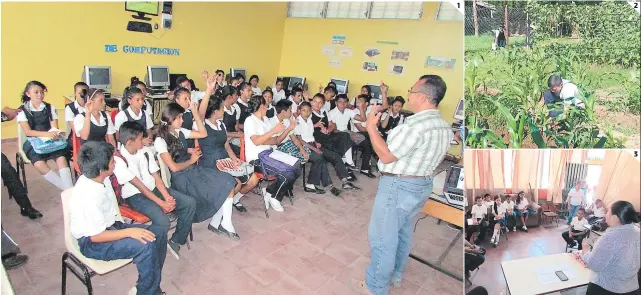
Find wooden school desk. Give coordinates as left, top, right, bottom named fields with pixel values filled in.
left=501, top=253, right=590, bottom=295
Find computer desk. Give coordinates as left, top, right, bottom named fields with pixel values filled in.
left=409, top=170, right=464, bottom=282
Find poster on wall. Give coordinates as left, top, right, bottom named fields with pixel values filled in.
left=332, top=35, right=346, bottom=45
left=362, top=61, right=378, bottom=72
left=376, top=40, right=399, bottom=45
left=329, top=57, right=342, bottom=68
left=388, top=64, right=405, bottom=76
left=425, top=56, right=457, bottom=70
left=322, top=45, right=335, bottom=56
left=391, top=50, right=410, bottom=61
left=339, top=47, right=353, bottom=57
left=365, top=48, right=381, bottom=58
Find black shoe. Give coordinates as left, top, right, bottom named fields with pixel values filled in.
left=304, top=187, right=325, bottom=194
left=330, top=187, right=342, bottom=196
left=21, top=207, right=43, bottom=220
left=208, top=224, right=224, bottom=235
left=219, top=226, right=240, bottom=241
left=360, top=170, right=376, bottom=178
left=346, top=164, right=358, bottom=172
left=2, top=254, right=28, bottom=270
left=342, top=182, right=360, bottom=190
left=287, top=189, right=294, bottom=197
left=346, top=173, right=357, bottom=182
left=233, top=202, right=247, bottom=213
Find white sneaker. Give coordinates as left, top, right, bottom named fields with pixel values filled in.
left=490, top=236, right=496, bottom=244
left=262, top=188, right=270, bottom=209
left=522, top=225, right=528, bottom=231
left=269, top=198, right=284, bottom=212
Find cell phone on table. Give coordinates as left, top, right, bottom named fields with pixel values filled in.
left=555, top=271, right=568, bottom=281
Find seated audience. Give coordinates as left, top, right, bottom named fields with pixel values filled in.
left=379, top=96, right=406, bottom=138
left=176, top=74, right=208, bottom=104
left=128, top=77, right=153, bottom=115
left=214, top=69, right=227, bottom=88
left=262, top=88, right=276, bottom=118
left=218, top=85, right=242, bottom=155
left=503, top=194, right=517, bottom=231
left=73, top=88, right=117, bottom=147
left=464, top=239, right=486, bottom=278
left=272, top=79, right=287, bottom=104
left=115, top=86, right=154, bottom=145
left=249, top=74, right=261, bottom=95
left=171, top=79, right=216, bottom=149
left=562, top=207, right=590, bottom=250
left=574, top=200, right=640, bottom=295
left=321, top=86, right=338, bottom=113
left=515, top=191, right=531, bottom=232
left=489, top=195, right=507, bottom=247
left=155, top=102, right=241, bottom=240
left=483, top=194, right=494, bottom=209
left=234, top=82, right=253, bottom=131
left=113, top=121, right=197, bottom=258
left=586, top=199, right=607, bottom=223
left=289, top=87, right=305, bottom=116
left=71, top=141, right=165, bottom=295
left=65, top=82, right=88, bottom=146
left=18, top=80, right=73, bottom=190
left=467, top=196, right=488, bottom=245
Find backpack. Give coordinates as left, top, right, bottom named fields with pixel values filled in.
left=108, top=150, right=153, bottom=205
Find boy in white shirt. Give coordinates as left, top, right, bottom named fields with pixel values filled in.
left=272, top=79, right=287, bottom=104
left=586, top=199, right=607, bottom=223
left=70, top=141, right=164, bottom=295
left=113, top=122, right=197, bottom=259
left=289, top=88, right=305, bottom=116
left=515, top=192, right=531, bottom=232
left=468, top=196, right=488, bottom=245
left=562, top=207, right=589, bottom=250
left=503, top=195, right=517, bottom=231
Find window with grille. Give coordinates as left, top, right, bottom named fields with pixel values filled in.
left=436, top=1, right=463, bottom=21
left=287, top=1, right=423, bottom=20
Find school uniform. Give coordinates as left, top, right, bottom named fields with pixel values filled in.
left=118, top=100, right=153, bottom=116
left=562, top=216, right=590, bottom=249
left=73, top=111, right=116, bottom=144
left=295, top=114, right=350, bottom=181
left=113, top=146, right=196, bottom=245
left=154, top=129, right=236, bottom=222
left=65, top=100, right=86, bottom=146
left=329, top=107, right=374, bottom=172
left=69, top=175, right=164, bottom=295
left=233, top=98, right=251, bottom=126
left=114, top=107, right=154, bottom=132
left=289, top=98, right=302, bottom=114
left=251, top=86, right=262, bottom=96
left=321, top=99, right=336, bottom=113
left=181, top=109, right=196, bottom=149
left=503, top=200, right=517, bottom=229
left=190, top=90, right=206, bottom=104
left=379, top=112, right=405, bottom=136
left=272, top=89, right=286, bottom=104
left=244, top=114, right=299, bottom=201
left=222, top=106, right=241, bottom=155
left=311, top=110, right=351, bottom=156
left=265, top=104, right=276, bottom=119
left=467, top=204, right=489, bottom=244
left=17, top=101, right=69, bottom=163
left=284, top=116, right=331, bottom=188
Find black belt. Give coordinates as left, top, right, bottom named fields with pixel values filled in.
left=380, top=172, right=426, bottom=179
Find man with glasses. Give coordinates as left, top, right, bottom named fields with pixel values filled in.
left=351, top=75, right=453, bottom=295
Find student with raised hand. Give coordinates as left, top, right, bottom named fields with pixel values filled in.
left=249, top=74, right=262, bottom=95
left=175, top=72, right=209, bottom=105
left=128, top=77, right=153, bottom=115
left=351, top=85, right=372, bottom=108
left=244, top=95, right=300, bottom=212
left=272, top=78, right=287, bottom=104
left=262, top=88, right=276, bottom=118
left=379, top=96, right=406, bottom=138
left=114, top=121, right=197, bottom=259
left=197, top=90, right=260, bottom=213
left=17, top=80, right=73, bottom=190
left=73, top=88, right=117, bottom=147
left=234, top=82, right=254, bottom=131
left=297, top=100, right=357, bottom=191
left=171, top=76, right=217, bottom=149
left=65, top=81, right=88, bottom=146
left=114, top=86, right=154, bottom=145
left=154, top=102, right=241, bottom=240
left=574, top=200, right=640, bottom=295
left=70, top=141, right=165, bottom=295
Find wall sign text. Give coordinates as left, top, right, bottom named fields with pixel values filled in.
left=105, top=44, right=180, bottom=56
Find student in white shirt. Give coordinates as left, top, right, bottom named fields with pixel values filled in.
left=468, top=196, right=488, bottom=245
left=218, top=86, right=243, bottom=154
left=249, top=75, right=262, bottom=96
left=503, top=195, right=517, bottom=231
left=289, top=88, right=305, bottom=116
left=73, top=88, right=117, bottom=147
left=155, top=102, right=241, bottom=240
left=234, top=82, right=253, bottom=131
left=171, top=82, right=216, bottom=149
left=17, top=80, right=73, bottom=191
left=483, top=194, right=494, bottom=210
left=71, top=141, right=164, bottom=295
left=127, top=77, right=153, bottom=115
left=65, top=82, right=88, bottom=145
left=176, top=74, right=207, bottom=104
left=379, top=96, right=406, bottom=138
left=262, top=89, right=276, bottom=118
left=515, top=191, right=531, bottom=232
left=562, top=207, right=590, bottom=250
left=214, top=69, right=227, bottom=88
left=489, top=195, right=507, bottom=247
left=566, top=180, right=587, bottom=225
left=114, top=86, right=154, bottom=145
left=471, top=196, right=488, bottom=221
left=244, top=96, right=300, bottom=212
left=321, top=86, right=337, bottom=113
left=272, top=79, right=287, bottom=104
left=229, top=76, right=241, bottom=88
left=113, top=121, right=197, bottom=259
left=586, top=199, right=607, bottom=223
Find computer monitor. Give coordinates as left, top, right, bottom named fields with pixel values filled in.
left=169, top=73, right=187, bottom=90
left=125, top=1, right=159, bottom=19
left=82, top=66, right=112, bottom=91
left=230, top=68, right=246, bottom=80
left=366, top=84, right=382, bottom=102
left=146, top=66, right=170, bottom=87
left=330, top=78, right=349, bottom=94
left=287, top=76, right=306, bottom=91
left=454, top=98, right=464, bottom=121
left=443, top=164, right=465, bottom=208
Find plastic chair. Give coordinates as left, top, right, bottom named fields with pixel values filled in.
left=565, top=229, right=591, bottom=253
left=110, top=109, right=119, bottom=123
left=15, top=123, right=31, bottom=194
left=71, top=132, right=82, bottom=175
left=60, top=188, right=132, bottom=295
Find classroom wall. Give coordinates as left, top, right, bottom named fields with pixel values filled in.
left=277, top=2, right=464, bottom=123
left=1, top=2, right=287, bottom=138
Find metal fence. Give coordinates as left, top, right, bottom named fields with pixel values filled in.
left=465, top=2, right=528, bottom=37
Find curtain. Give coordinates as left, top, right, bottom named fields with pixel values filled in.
left=464, top=150, right=505, bottom=203
left=549, top=150, right=572, bottom=203
left=512, top=150, right=541, bottom=202
left=595, top=150, right=640, bottom=210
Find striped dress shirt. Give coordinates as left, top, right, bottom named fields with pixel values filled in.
left=378, top=109, right=452, bottom=176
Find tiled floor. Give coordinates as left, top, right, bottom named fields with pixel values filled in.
left=465, top=221, right=575, bottom=295
left=1, top=140, right=463, bottom=295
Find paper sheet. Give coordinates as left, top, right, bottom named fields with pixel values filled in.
left=328, top=57, right=342, bottom=67
left=322, top=45, right=335, bottom=56
left=339, top=47, right=353, bottom=57
left=269, top=150, right=299, bottom=166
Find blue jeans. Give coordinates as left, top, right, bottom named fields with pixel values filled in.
left=567, top=205, right=581, bottom=225
left=365, top=175, right=433, bottom=295
left=77, top=222, right=164, bottom=295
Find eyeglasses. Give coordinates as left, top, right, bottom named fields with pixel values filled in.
left=408, top=89, right=427, bottom=95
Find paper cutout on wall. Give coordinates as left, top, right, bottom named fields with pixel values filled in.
left=329, top=57, right=342, bottom=67
left=322, top=45, right=335, bottom=56
left=425, top=56, right=457, bottom=70
left=365, top=48, right=381, bottom=58
left=388, top=64, right=405, bottom=75
left=377, top=40, right=399, bottom=45
left=391, top=50, right=410, bottom=61
left=339, top=47, right=353, bottom=57
left=362, top=61, right=378, bottom=72
left=332, top=35, right=346, bottom=45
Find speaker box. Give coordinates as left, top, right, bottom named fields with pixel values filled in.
left=162, top=14, right=172, bottom=29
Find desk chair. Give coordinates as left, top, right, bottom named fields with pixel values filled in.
left=14, top=124, right=31, bottom=194
left=61, top=188, right=133, bottom=295
left=542, top=202, right=559, bottom=227
left=240, top=137, right=289, bottom=218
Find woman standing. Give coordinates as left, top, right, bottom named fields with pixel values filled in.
left=575, top=200, right=640, bottom=295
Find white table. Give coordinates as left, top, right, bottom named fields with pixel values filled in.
left=501, top=253, right=590, bottom=295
